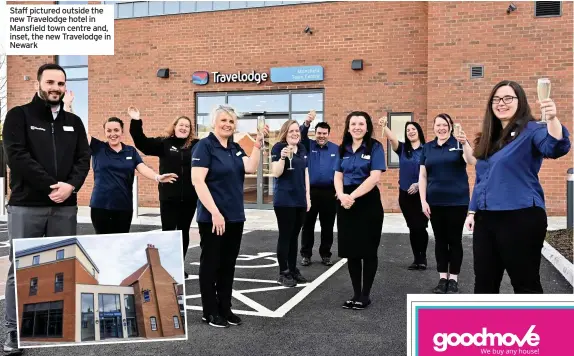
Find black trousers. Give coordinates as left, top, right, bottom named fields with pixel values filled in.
left=429, top=205, right=467, bottom=274
left=198, top=222, right=244, bottom=317
left=90, top=208, right=133, bottom=234
left=274, top=207, right=306, bottom=274
left=398, top=189, right=429, bottom=264
left=300, top=187, right=337, bottom=259
left=160, top=198, right=197, bottom=260
left=473, top=207, right=547, bottom=294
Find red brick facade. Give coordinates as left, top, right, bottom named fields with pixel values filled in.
left=5, top=1, right=573, bottom=215
left=16, top=258, right=98, bottom=342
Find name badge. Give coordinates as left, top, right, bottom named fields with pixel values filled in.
left=304, top=156, right=307, bottom=159
left=361, top=154, right=371, bottom=160
left=236, top=151, right=243, bottom=156
left=126, top=157, right=132, bottom=160
left=63, top=126, right=74, bottom=132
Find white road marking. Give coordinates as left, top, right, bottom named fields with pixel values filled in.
left=231, top=291, right=275, bottom=316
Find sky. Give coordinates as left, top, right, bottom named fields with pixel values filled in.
left=14, top=231, right=185, bottom=285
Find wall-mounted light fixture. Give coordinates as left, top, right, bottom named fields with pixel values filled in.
left=156, top=68, right=169, bottom=78
left=304, top=26, right=313, bottom=35
left=351, top=59, right=363, bottom=71
left=507, top=3, right=517, bottom=14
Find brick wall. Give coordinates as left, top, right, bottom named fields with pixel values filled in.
left=5, top=1, right=572, bottom=215
left=16, top=259, right=76, bottom=342
left=135, top=268, right=162, bottom=337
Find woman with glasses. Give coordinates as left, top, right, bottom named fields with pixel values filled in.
left=379, top=117, right=428, bottom=270
left=192, top=104, right=267, bottom=328
left=335, top=111, right=386, bottom=310
left=128, top=107, right=199, bottom=278
left=419, top=113, right=476, bottom=294
left=465, top=80, right=570, bottom=294
left=271, top=119, right=311, bottom=287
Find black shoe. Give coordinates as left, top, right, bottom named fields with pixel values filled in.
left=342, top=298, right=357, bottom=309
left=417, top=264, right=427, bottom=270
left=291, top=271, right=308, bottom=283
left=446, top=279, right=459, bottom=294
left=206, top=315, right=229, bottom=328
left=301, top=257, right=311, bottom=266
left=321, top=257, right=333, bottom=266
left=432, top=278, right=449, bottom=294
left=277, top=273, right=297, bottom=287
left=225, top=312, right=242, bottom=326
left=353, top=297, right=371, bottom=310
left=3, top=331, right=22, bottom=355
left=408, top=262, right=418, bottom=270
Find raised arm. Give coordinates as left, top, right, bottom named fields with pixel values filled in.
left=127, top=107, right=165, bottom=157
left=379, top=116, right=399, bottom=153
left=532, top=100, right=570, bottom=159
left=243, top=126, right=267, bottom=174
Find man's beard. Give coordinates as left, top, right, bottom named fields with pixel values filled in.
left=39, top=88, right=64, bottom=106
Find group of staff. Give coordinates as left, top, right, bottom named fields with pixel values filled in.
left=1, top=63, right=570, bottom=349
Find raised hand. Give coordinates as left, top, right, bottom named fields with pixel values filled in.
left=127, top=106, right=140, bottom=120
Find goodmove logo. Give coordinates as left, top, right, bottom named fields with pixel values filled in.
left=432, top=325, right=540, bottom=352
left=192, top=71, right=209, bottom=85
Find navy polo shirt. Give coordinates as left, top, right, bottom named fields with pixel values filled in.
left=335, top=141, right=387, bottom=186
left=271, top=142, right=308, bottom=207
left=90, top=137, right=143, bottom=211
left=420, top=136, right=469, bottom=206
left=470, top=122, right=571, bottom=212
left=192, top=132, right=247, bottom=223
left=395, top=141, right=423, bottom=191
left=300, top=124, right=339, bottom=187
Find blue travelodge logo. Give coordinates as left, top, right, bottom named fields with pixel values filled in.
left=192, top=71, right=209, bottom=85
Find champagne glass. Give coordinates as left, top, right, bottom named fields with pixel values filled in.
left=537, top=78, right=551, bottom=124
left=287, top=146, right=294, bottom=170
left=257, top=115, right=266, bottom=153
left=453, top=123, right=463, bottom=151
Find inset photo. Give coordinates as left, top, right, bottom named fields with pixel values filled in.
left=12, top=231, right=187, bottom=348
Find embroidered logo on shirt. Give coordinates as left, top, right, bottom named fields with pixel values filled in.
left=361, top=154, right=371, bottom=160
left=170, top=146, right=178, bottom=152
left=192, top=158, right=200, bottom=161
left=331, top=154, right=336, bottom=157
left=236, top=151, right=243, bottom=156
left=63, top=126, right=74, bottom=132
left=30, top=126, right=46, bottom=131
left=311, top=150, right=318, bottom=153
left=126, top=157, right=133, bottom=160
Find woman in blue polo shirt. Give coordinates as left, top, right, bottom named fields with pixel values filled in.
left=191, top=104, right=266, bottom=328
left=88, top=118, right=178, bottom=234
left=419, top=113, right=476, bottom=294
left=335, top=111, right=386, bottom=310
left=380, top=117, right=428, bottom=270
left=63, top=94, right=177, bottom=234
left=465, top=80, right=570, bottom=294
left=271, top=119, right=310, bottom=288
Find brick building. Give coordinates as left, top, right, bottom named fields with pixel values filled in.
left=15, top=238, right=185, bottom=344
left=5, top=1, right=573, bottom=215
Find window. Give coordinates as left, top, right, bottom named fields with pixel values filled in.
left=124, top=295, right=138, bottom=337
left=32, top=255, right=40, bottom=265
left=29, top=278, right=38, bottom=296
left=173, top=316, right=180, bottom=329
left=92, top=268, right=95, bottom=276
left=54, top=273, right=64, bottom=293
left=56, top=249, right=64, bottom=260
left=57, top=55, right=88, bottom=130
left=20, top=301, right=63, bottom=338
left=81, top=293, right=95, bottom=341
left=150, top=317, right=157, bottom=331
left=387, top=113, right=414, bottom=168
left=106, top=1, right=324, bottom=19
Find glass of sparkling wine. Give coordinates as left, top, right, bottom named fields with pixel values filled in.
left=257, top=115, right=266, bottom=152
left=453, top=123, right=463, bottom=150
left=537, top=78, right=551, bottom=124
left=287, top=146, right=294, bottom=170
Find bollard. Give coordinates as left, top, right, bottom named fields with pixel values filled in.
left=133, top=176, right=138, bottom=218
left=568, top=168, right=573, bottom=230
left=0, top=177, right=4, bottom=216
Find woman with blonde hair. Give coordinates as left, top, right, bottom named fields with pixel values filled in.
left=128, top=108, right=199, bottom=278
left=271, top=119, right=311, bottom=287
left=192, top=104, right=267, bottom=327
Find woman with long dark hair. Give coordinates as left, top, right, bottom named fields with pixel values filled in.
left=271, top=119, right=311, bottom=287
left=418, top=113, right=476, bottom=294
left=380, top=118, right=428, bottom=270
left=128, top=107, right=198, bottom=278
left=465, top=80, right=570, bottom=294
left=335, top=111, right=386, bottom=310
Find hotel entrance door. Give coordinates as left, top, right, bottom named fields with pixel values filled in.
left=99, top=316, right=123, bottom=339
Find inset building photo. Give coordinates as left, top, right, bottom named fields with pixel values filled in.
left=13, top=231, right=186, bottom=347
